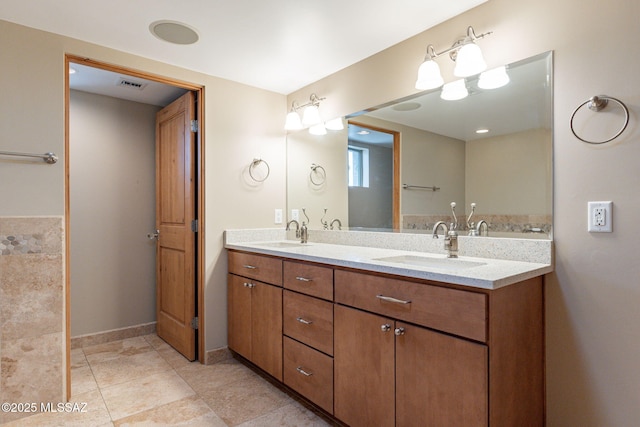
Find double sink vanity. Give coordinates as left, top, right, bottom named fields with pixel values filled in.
left=225, top=228, right=553, bottom=426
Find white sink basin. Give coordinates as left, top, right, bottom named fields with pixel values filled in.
left=373, top=255, right=486, bottom=270
left=253, top=241, right=308, bottom=248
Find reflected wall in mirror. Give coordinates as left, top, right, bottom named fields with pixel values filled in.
left=287, top=51, right=553, bottom=239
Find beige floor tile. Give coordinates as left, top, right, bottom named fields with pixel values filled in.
left=71, top=365, right=99, bottom=396
left=70, top=348, right=88, bottom=369
left=176, top=358, right=256, bottom=396
left=101, top=370, right=196, bottom=421
left=1, top=389, right=111, bottom=427
left=83, top=336, right=154, bottom=365
left=143, top=333, right=168, bottom=350
left=236, top=402, right=331, bottom=427
left=201, top=374, right=292, bottom=426
left=157, top=344, right=195, bottom=369
left=90, top=348, right=173, bottom=388
left=113, top=395, right=226, bottom=427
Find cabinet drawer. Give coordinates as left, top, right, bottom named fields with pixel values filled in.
left=284, top=261, right=333, bottom=300
left=283, top=290, right=334, bottom=355
left=335, top=270, right=487, bottom=342
left=228, top=251, right=282, bottom=286
left=284, top=336, right=333, bottom=414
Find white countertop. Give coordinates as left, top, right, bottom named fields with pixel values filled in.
left=224, top=239, right=553, bottom=290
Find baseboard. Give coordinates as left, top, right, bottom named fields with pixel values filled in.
left=71, top=322, right=157, bottom=349
left=205, top=346, right=232, bottom=365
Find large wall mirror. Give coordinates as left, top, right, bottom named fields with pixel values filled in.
left=287, top=51, right=553, bottom=239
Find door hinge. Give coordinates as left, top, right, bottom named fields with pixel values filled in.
left=191, top=219, right=198, bottom=233
left=190, top=120, right=198, bottom=133
left=191, top=317, right=199, bottom=329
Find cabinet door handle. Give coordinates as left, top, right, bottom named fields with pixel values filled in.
left=376, top=294, right=412, bottom=305
left=394, top=327, right=406, bottom=336
left=295, top=276, right=313, bottom=282
left=381, top=324, right=391, bottom=332
left=243, top=282, right=255, bottom=288
left=296, top=367, right=313, bottom=376
left=243, top=264, right=257, bottom=270
left=296, top=317, right=313, bottom=325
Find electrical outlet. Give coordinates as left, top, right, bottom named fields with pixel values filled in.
left=274, top=209, right=283, bottom=224
left=588, top=201, right=613, bottom=232
left=291, top=209, right=299, bottom=222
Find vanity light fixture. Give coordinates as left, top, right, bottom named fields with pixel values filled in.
left=285, top=93, right=325, bottom=131
left=325, top=117, right=345, bottom=131
left=415, top=26, right=492, bottom=90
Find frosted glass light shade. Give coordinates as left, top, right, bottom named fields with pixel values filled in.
left=309, top=124, right=327, bottom=135
left=440, top=79, right=468, bottom=101
left=454, top=42, right=487, bottom=77
left=284, top=111, right=302, bottom=130
left=478, top=66, right=510, bottom=89
left=415, top=59, right=444, bottom=90
left=302, top=105, right=322, bottom=126
left=325, top=117, right=344, bottom=130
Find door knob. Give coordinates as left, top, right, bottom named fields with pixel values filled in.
left=147, top=230, right=160, bottom=240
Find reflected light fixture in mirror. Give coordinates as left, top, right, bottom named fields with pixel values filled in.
left=478, top=65, right=510, bottom=89
left=285, top=93, right=326, bottom=133
left=415, top=26, right=492, bottom=90
left=441, top=79, right=468, bottom=100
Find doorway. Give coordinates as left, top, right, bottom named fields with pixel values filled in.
left=64, top=55, right=206, bottom=399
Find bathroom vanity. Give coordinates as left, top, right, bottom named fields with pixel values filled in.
left=225, top=232, right=552, bottom=426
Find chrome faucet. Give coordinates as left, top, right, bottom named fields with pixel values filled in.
left=467, top=203, right=489, bottom=236
left=330, top=218, right=342, bottom=230
left=300, top=208, right=310, bottom=243
left=432, top=202, right=459, bottom=258
left=286, top=219, right=300, bottom=239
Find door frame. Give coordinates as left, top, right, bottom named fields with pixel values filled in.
left=347, top=120, right=401, bottom=231
left=64, top=55, right=206, bottom=398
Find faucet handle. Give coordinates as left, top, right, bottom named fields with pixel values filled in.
left=467, top=202, right=476, bottom=229
left=450, top=202, right=458, bottom=230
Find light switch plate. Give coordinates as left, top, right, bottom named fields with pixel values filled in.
left=588, top=201, right=613, bottom=232
left=274, top=209, right=283, bottom=224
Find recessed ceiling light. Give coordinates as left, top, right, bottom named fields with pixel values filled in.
left=357, top=130, right=370, bottom=135
left=69, top=67, right=77, bottom=74
left=476, top=128, right=489, bottom=134
left=149, top=20, right=199, bottom=45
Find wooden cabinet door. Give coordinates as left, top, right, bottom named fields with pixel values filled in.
left=227, top=274, right=252, bottom=360
left=334, top=305, right=395, bottom=427
left=396, top=322, right=488, bottom=427
left=252, top=281, right=283, bottom=381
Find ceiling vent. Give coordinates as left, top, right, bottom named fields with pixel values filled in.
left=117, top=78, right=147, bottom=90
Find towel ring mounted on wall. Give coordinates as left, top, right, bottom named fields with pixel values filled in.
left=309, top=163, right=326, bottom=186
left=570, top=95, right=629, bottom=144
left=248, top=158, right=270, bottom=182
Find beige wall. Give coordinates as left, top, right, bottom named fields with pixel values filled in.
left=0, top=17, right=286, bottom=381
left=288, top=0, right=640, bottom=425
left=69, top=90, right=159, bottom=336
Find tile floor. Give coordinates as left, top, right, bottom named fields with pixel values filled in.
left=4, top=335, right=331, bottom=426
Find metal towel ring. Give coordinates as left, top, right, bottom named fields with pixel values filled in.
left=570, top=95, right=629, bottom=144
left=248, top=158, right=270, bottom=182
left=309, top=163, right=326, bottom=186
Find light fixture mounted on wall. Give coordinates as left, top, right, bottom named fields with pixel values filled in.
left=284, top=93, right=344, bottom=134
left=415, top=26, right=493, bottom=91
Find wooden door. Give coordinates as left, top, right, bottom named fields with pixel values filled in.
left=251, top=281, right=283, bottom=381
left=155, top=91, right=197, bottom=360
left=395, top=322, right=488, bottom=426
left=334, top=305, right=395, bottom=427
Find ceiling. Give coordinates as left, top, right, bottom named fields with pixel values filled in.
left=0, top=0, right=487, bottom=95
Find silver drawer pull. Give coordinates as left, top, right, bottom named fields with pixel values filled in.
left=296, top=317, right=313, bottom=325
left=296, top=367, right=313, bottom=376
left=243, top=264, right=257, bottom=269
left=243, top=282, right=255, bottom=288
left=295, top=276, right=313, bottom=282
left=376, top=294, right=412, bottom=304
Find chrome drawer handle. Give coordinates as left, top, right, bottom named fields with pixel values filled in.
left=295, top=276, right=313, bottom=282
left=394, top=327, right=406, bottom=336
left=243, top=264, right=257, bottom=269
left=296, top=367, right=313, bottom=376
left=243, top=282, right=255, bottom=288
left=376, top=294, right=412, bottom=304
left=296, top=317, right=313, bottom=325
left=381, top=324, right=391, bottom=332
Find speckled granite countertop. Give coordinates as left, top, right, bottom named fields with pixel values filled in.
left=224, top=229, right=553, bottom=290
